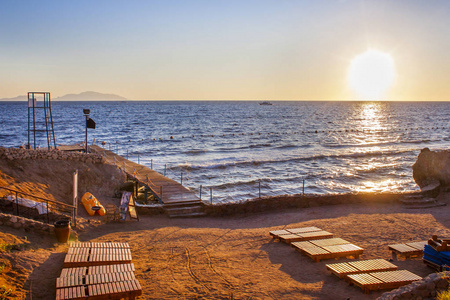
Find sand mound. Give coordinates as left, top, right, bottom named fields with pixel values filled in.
left=0, top=158, right=125, bottom=204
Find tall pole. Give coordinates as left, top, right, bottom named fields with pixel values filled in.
left=73, top=170, right=78, bottom=228
left=85, top=114, right=88, bottom=153
left=83, top=109, right=90, bottom=153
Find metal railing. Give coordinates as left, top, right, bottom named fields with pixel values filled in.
left=94, top=145, right=308, bottom=205
left=92, top=143, right=305, bottom=204
left=0, top=186, right=76, bottom=224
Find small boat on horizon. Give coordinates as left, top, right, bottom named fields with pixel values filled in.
left=259, top=101, right=273, bottom=105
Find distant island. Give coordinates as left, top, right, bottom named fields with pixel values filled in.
left=0, top=91, right=127, bottom=101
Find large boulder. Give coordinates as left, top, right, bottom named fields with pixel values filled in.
left=412, top=148, right=450, bottom=191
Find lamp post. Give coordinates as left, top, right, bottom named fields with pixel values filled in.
left=84, top=109, right=90, bottom=153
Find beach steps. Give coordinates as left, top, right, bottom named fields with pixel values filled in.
left=164, top=201, right=207, bottom=218
left=400, top=193, right=446, bottom=209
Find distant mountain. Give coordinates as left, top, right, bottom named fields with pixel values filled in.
left=0, top=95, right=27, bottom=101
left=55, top=91, right=127, bottom=101
left=0, top=91, right=127, bottom=101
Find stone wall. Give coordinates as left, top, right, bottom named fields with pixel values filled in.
left=0, top=147, right=104, bottom=164
left=377, top=271, right=450, bottom=300
left=0, top=212, right=55, bottom=235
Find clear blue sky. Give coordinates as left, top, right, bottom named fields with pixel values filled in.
left=1, top=0, right=449, bottom=100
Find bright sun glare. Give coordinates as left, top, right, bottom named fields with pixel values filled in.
left=348, top=49, right=396, bottom=100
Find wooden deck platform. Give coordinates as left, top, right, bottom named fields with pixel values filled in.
left=90, top=145, right=201, bottom=205
left=292, top=238, right=364, bottom=262
left=59, top=144, right=86, bottom=152
left=347, top=270, right=422, bottom=294
left=388, top=241, right=426, bottom=260
left=326, top=259, right=398, bottom=279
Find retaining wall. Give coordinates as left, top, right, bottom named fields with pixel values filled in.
left=377, top=271, right=450, bottom=300
left=0, top=147, right=104, bottom=164
left=0, top=212, right=55, bottom=235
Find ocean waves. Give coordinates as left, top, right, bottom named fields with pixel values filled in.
left=1, top=100, right=448, bottom=202
left=178, top=149, right=416, bottom=172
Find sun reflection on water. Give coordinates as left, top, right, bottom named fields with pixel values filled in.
left=344, top=102, right=406, bottom=193
left=359, top=102, right=385, bottom=132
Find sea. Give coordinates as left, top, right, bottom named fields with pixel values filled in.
left=1, top=101, right=449, bottom=203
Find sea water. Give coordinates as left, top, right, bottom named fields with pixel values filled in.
left=1, top=101, right=449, bottom=203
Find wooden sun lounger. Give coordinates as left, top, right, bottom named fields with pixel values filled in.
left=292, top=238, right=364, bottom=262
left=57, top=271, right=136, bottom=288
left=69, top=242, right=130, bottom=249
left=58, top=242, right=141, bottom=299
left=57, top=264, right=141, bottom=299
left=388, top=241, right=426, bottom=260
left=64, top=244, right=132, bottom=268
left=347, top=270, right=422, bottom=294
left=56, top=279, right=142, bottom=300
left=326, top=259, right=398, bottom=279
left=60, top=263, right=136, bottom=278
left=269, top=226, right=321, bottom=238
left=269, top=227, right=332, bottom=244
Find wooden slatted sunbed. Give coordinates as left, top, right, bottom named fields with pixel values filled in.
left=347, top=270, right=422, bottom=294
left=56, top=279, right=142, bottom=300
left=68, top=242, right=130, bottom=249
left=292, top=238, right=364, bottom=262
left=57, top=243, right=142, bottom=300
left=64, top=245, right=132, bottom=267
left=388, top=241, right=426, bottom=260
left=269, top=227, right=333, bottom=244
left=326, top=259, right=398, bottom=279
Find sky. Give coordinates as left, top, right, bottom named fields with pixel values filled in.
left=1, top=0, right=450, bottom=101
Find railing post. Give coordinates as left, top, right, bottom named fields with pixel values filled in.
left=210, top=188, right=213, bottom=204
left=47, top=200, right=50, bottom=224
left=151, top=159, right=153, bottom=169
left=15, top=191, right=19, bottom=216
left=303, top=179, right=305, bottom=196
left=180, top=172, right=183, bottom=185
left=164, top=164, right=167, bottom=176
left=199, top=185, right=202, bottom=200
left=138, top=154, right=140, bottom=164
left=259, top=179, right=261, bottom=198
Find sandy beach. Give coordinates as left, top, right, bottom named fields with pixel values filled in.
left=0, top=155, right=449, bottom=299
left=1, top=195, right=448, bottom=299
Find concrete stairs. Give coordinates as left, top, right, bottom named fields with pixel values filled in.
left=163, top=201, right=207, bottom=218
left=400, top=193, right=446, bottom=209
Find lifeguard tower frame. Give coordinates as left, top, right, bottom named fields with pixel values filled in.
left=27, top=92, right=57, bottom=150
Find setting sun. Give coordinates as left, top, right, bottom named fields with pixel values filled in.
left=347, top=49, right=397, bottom=100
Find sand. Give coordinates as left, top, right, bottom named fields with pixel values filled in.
left=0, top=199, right=448, bottom=299
left=1, top=158, right=449, bottom=299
